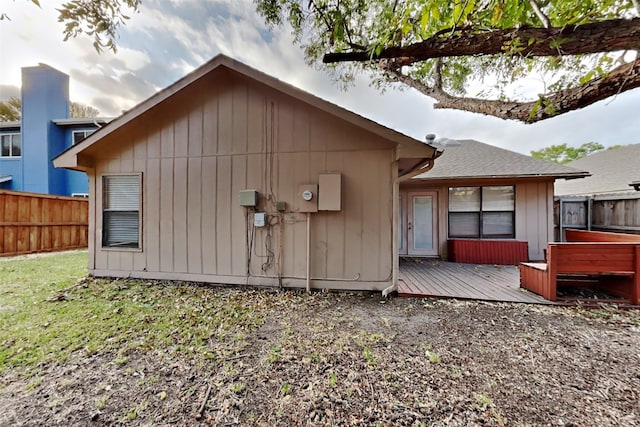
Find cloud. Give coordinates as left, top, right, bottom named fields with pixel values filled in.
left=1, top=0, right=638, bottom=153
left=0, top=85, right=20, bottom=100
left=68, top=68, right=158, bottom=116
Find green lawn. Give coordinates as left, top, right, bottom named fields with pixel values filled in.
left=0, top=250, right=265, bottom=376
left=1, top=250, right=639, bottom=425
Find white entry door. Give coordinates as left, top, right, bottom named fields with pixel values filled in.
left=407, top=192, right=438, bottom=256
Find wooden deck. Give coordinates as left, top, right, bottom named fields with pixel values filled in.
left=398, top=259, right=551, bottom=304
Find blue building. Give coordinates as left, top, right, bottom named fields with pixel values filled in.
left=0, top=64, right=110, bottom=196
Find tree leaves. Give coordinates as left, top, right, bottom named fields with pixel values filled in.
left=0, top=98, right=100, bottom=122
left=54, top=0, right=141, bottom=53
left=0, top=97, right=22, bottom=122
left=254, top=0, right=640, bottom=123
left=530, top=142, right=606, bottom=164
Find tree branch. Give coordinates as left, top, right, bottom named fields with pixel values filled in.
left=390, top=60, right=640, bottom=123
left=529, top=0, right=551, bottom=28
left=323, top=18, right=640, bottom=65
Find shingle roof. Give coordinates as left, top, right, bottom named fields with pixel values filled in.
left=414, top=139, right=587, bottom=180
left=554, top=144, right=640, bottom=196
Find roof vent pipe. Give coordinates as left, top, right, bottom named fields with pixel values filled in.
left=425, top=134, right=436, bottom=144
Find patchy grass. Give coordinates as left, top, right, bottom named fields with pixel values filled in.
left=0, top=250, right=265, bottom=376
left=0, top=251, right=88, bottom=372
left=1, top=251, right=639, bottom=426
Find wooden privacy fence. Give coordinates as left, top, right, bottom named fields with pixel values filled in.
left=0, top=190, right=88, bottom=256
left=555, top=194, right=640, bottom=240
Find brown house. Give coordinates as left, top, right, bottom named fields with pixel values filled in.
left=54, top=55, right=440, bottom=294
left=54, top=55, right=589, bottom=295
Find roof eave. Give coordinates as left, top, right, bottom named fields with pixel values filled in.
left=0, top=121, right=20, bottom=129
left=52, top=117, right=113, bottom=126
left=53, top=152, right=94, bottom=172
left=413, top=172, right=590, bottom=181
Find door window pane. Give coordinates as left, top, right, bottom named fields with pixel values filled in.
left=413, top=196, right=433, bottom=250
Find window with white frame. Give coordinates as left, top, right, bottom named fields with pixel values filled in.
left=102, top=175, right=141, bottom=248
left=1, top=133, right=21, bottom=157
left=448, top=186, right=515, bottom=239
left=72, top=129, right=95, bottom=145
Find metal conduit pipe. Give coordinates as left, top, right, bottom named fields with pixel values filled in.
left=306, top=212, right=311, bottom=292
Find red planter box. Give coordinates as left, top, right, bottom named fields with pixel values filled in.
left=448, top=239, right=529, bottom=265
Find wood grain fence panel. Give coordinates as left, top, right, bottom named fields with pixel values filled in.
left=0, top=190, right=89, bottom=256
left=17, top=225, right=29, bottom=254
left=4, top=225, right=16, bottom=254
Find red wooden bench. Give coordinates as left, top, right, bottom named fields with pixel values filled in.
left=565, top=229, right=640, bottom=243
left=520, top=242, right=640, bottom=304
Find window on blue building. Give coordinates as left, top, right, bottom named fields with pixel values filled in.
left=73, top=130, right=95, bottom=145
left=1, top=133, right=21, bottom=157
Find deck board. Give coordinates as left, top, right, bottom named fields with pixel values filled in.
left=398, top=259, right=551, bottom=304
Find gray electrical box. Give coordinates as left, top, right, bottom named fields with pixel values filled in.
left=319, top=173, right=341, bottom=211
left=239, top=189, right=258, bottom=207
left=254, top=212, right=266, bottom=227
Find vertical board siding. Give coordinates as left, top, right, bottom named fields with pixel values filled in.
left=516, top=181, right=553, bottom=261
left=88, top=175, right=96, bottom=269
left=0, top=190, right=88, bottom=256
left=145, top=158, right=161, bottom=272
left=215, top=155, right=232, bottom=275
left=231, top=155, right=247, bottom=275
left=325, top=152, right=346, bottom=278
left=173, top=157, right=188, bottom=273
left=132, top=158, right=147, bottom=272
left=201, top=156, right=217, bottom=274
left=342, top=152, right=364, bottom=280
left=91, top=71, right=395, bottom=287
left=174, top=114, right=189, bottom=158
left=160, top=158, right=174, bottom=272
left=187, top=157, right=203, bottom=274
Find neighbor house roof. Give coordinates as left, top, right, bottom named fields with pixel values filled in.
left=413, top=139, right=588, bottom=181
left=1, top=118, right=111, bottom=129
left=554, top=144, right=640, bottom=196
left=54, top=54, right=439, bottom=172
left=52, top=118, right=112, bottom=126
left=0, top=122, right=20, bottom=130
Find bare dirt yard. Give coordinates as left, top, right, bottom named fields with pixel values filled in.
left=1, top=252, right=639, bottom=426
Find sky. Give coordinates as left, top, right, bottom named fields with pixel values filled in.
left=1, top=0, right=639, bottom=155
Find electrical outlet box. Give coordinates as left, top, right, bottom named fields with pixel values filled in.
left=276, top=201, right=287, bottom=212
left=239, top=189, right=258, bottom=207
left=319, top=173, right=341, bottom=211
left=254, top=212, right=266, bottom=227
left=298, top=184, right=318, bottom=213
